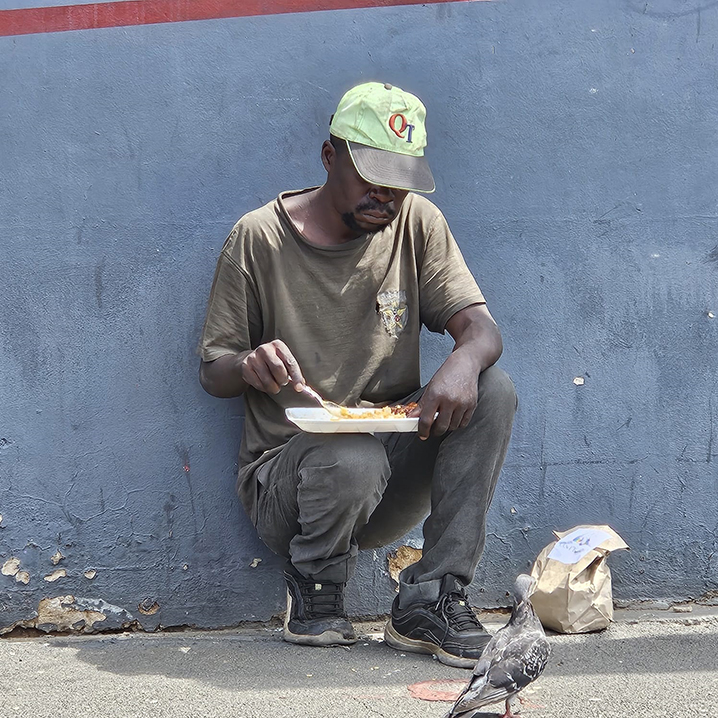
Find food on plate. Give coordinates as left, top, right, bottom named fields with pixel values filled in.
left=332, top=402, right=418, bottom=420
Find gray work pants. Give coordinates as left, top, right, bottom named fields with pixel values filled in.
left=254, top=365, right=517, bottom=606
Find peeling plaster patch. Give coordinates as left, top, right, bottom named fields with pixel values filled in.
left=84, top=570, right=97, bottom=580
left=34, top=595, right=107, bottom=632
left=15, top=571, right=30, bottom=584
left=2, top=558, right=20, bottom=576
left=138, top=599, right=160, bottom=616
left=250, top=558, right=262, bottom=568
left=44, top=569, right=67, bottom=582
left=76, top=597, right=134, bottom=623
left=573, top=376, right=585, bottom=386
left=387, top=545, right=423, bottom=589
left=0, top=595, right=137, bottom=635
left=51, top=551, right=65, bottom=565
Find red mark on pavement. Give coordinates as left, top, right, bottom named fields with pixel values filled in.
left=0, top=0, right=491, bottom=37
left=407, top=679, right=467, bottom=702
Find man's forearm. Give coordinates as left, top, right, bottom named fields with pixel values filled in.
left=199, top=352, right=252, bottom=398
left=446, top=303, right=503, bottom=374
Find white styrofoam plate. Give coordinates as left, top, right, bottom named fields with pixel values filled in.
left=285, top=407, right=419, bottom=434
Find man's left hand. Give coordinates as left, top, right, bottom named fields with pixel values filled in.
left=410, top=303, right=503, bottom=440
left=411, top=350, right=480, bottom=440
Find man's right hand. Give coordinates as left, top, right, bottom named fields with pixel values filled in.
left=199, top=340, right=305, bottom=399
left=239, top=340, right=305, bottom=395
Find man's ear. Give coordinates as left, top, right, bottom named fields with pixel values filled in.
left=320, top=140, right=335, bottom=173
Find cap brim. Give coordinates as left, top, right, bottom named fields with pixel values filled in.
left=347, top=141, right=435, bottom=193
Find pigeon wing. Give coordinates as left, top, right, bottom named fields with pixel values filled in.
left=491, top=631, right=550, bottom=692
left=447, top=632, right=550, bottom=716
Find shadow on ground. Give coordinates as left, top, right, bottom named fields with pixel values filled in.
left=43, top=618, right=718, bottom=695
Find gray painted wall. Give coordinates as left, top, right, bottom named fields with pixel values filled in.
left=1, top=0, right=717, bottom=631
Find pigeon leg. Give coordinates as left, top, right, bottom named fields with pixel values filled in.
left=501, top=694, right=522, bottom=718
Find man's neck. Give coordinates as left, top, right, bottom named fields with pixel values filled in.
left=283, top=186, right=364, bottom=246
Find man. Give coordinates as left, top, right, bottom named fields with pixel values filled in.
left=198, top=82, right=517, bottom=668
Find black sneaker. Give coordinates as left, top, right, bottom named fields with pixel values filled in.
left=384, top=575, right=491, bottom=668
left=283, top=566, right=357, bottom=646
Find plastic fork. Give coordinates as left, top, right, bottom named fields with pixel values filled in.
left=300, top=385, right=345, bottom=418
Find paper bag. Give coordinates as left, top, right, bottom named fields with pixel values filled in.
left=529, top=525, right=628, bottom=633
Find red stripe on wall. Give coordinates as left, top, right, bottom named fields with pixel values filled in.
left=0, top=0, right=489, bottom=37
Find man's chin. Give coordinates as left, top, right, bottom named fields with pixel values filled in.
left=341, top=212, right=388, bottom=234
left=355, top=215, right=392, bottom=231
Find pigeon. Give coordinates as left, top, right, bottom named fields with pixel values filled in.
left=443, top=574, right=550, bottom=718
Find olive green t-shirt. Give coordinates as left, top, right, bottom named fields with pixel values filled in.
left=198, top=189, right=485, bottom=521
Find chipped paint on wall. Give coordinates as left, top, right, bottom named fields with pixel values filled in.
left=44, top=569, right=67, bottom=582
left=137, top=599, right=160, bottom=615
left=0, top=595, right=137, bottom=635
left=2, top=558, right=21, bottom=577
left=387, top=546, right=423, bottom=589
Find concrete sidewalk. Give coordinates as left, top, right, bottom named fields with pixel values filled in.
left=0, top=607, right=716, bottom=718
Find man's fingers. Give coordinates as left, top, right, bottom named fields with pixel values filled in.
left=459, top=407, right=475, bottom=430
left=274, top=342, right=306, bottom=389
left=447, top=402, right=476, bottom=432
left=264, top=352, right=291, bottom=389
left=271, top=339, right=292, bottom=356
left=432, top=406, right=453, bottom=437
left=418, top=398, right=440, bottom=440
left=241, top=365, right=266, bottom=393
left=447, top=408, right=465, bottom=433
left=247, top=357, right=281, bottom=394
left=253, top=341, right=305, bottom=393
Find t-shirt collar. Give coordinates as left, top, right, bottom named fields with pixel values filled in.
left=277, top=187, right=382, bottom=253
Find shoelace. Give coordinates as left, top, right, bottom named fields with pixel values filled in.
left=299, top=580, right=345, bottom=619
left=437, top=591, right=484, bottom=632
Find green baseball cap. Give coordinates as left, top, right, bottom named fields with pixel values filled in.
left=330, top=82, right=435, bottom=193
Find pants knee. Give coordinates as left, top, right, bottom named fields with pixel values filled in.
left=301, top=434, right=389, bottom=505
left=478, top=365, right=518, bottom=415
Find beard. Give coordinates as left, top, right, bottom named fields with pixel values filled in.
left=341, top=198, right=396, bottom=234
left=341, top=211, right=371, bottom=233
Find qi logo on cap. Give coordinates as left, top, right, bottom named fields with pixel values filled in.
left=388, top=113, right=415, bottom=143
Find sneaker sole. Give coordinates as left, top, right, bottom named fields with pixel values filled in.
left=384, top=620, right=477, bottom=669
left=283, top=589, right=357, bottom=647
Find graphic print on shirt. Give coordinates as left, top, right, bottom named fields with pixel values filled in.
left=377, top=290, right=408, bottom=339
